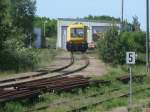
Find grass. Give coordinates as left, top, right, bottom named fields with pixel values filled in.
left=82, top=97, right=127, bottom=112
left=84, top=86, right=150, bottom=112
left=17, top=67, right=128, bottom=112
left=0, top=50, right=150, bottom=112
left=0, top=64, right=149, bottom=112
left=0, top=37, right=58, bottom=78
left=36, top=49, right=57, bottom=68
left=37, top=65, right=150, bottom=112
left=0, top=71, right=17, bottom=79
left=0, top=48, right=58, bottom=78
left=46, top=37, right=57, bottom=49
left=83, top=64, right=150, bottom=112
left=0, top=101, right=24, bottom=112
left=0, top=66, right=133, bottom=112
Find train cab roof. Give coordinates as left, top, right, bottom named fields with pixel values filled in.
left=68, top=23, right=87, bottom=28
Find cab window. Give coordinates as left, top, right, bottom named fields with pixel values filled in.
left=71, top=28, right=84, bottom=37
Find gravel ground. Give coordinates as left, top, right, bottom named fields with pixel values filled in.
left=71, top=54, right=107, bottom=77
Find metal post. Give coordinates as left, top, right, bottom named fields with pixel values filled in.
left=43, top=21, right=47, bottom=47
left=146, top=0, right=150, bottom=72
left=129, top=66, right=132, bottom=109
left=121, top=0, right=124, bottom=31
left=29, top=34, right=32, bottom=48
left=44, top=21, right=46, bottom=37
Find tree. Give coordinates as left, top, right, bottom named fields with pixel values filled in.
left=46, top=19, right=57, bottom=37
left=0, top=0, right=38, bottom=71
left=132, top=16, right=141, bottom=32
left=97, top=25, right=120, bottom=64
left=34, top=17, right=57, bottom=37
left=0, top=0, right=11, bottom=50
left=97, top=28, right=145, bottom=64
left=84, top=15, right=121, bottom=22
left=10, top=0, right=36, bottom=46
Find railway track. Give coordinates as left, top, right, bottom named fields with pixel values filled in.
left=37, top=53, right=75, bottom=73
left=27, top=84, right=150, bottom=112
left=0, top=52, right=90, bottom=103
left=0, top=53, right=74, bottom=84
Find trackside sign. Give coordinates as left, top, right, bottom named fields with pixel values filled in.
left=126, top=52, right=136, bottom=65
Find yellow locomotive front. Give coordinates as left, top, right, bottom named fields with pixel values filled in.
left=66, top=23, right=88, bottom=52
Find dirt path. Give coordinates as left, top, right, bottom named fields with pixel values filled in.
left=71, top=54, right=107, bottom=77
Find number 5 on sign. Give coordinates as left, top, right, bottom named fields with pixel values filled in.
left=126, top=52, right=136, bottom=64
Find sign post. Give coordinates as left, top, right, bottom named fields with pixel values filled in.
left=126, top=52, right=136, bottom=109
left=129, top=65, right=132, bottom=108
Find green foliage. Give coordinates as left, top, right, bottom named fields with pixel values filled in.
left=0, top=47, right=38, bottom=72
left=0, top=0, right=38, bottom=71
left=36, top=49, right=57, bottom=68
left=0, top=0, right=36, bottom=49
left=34, top=17, right=57, bottom=37
left=102, top=98, right=127, bottom=110
left=46, top=19, right=57, bottom=37
left=11, top=0, right=36, bottom=33
left=0, top=0, right=36, bottom=48
left=3, top=102, right=24, bottom=112
left=0, top=26, right=37, bottom=72
left=119, top=32, right=145, bottom=64
left=84, top=15, right=121, bottom=22
left=10, top=0, right=36, bottom=46
left=0, top=0, right=11, bottom=50
left=33, top=17, right=57, bottom=47
left=97, top=24, right=145, bottom=64
left=0, top=42, right=57, bottom=72
left=97, top=25, right=121, bottom=64
left=120, top=32, right=145, bottom=52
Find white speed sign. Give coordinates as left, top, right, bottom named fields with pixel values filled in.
left=126, top=52, right=136, bottom=64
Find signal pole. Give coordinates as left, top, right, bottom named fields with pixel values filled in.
left=44, top=21, right=47, bottom=38
left=146, top=0, right=150, bottom=72
left=43, top=20, right=47, bottom=48
left=121, top=0, right=124, bottom=31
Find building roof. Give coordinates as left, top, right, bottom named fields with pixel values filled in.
left=58, top=18, right=120, bottom=24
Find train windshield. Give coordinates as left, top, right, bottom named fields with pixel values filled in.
left=71, top=28, right=84, bottom=37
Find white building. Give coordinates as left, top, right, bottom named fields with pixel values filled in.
left=57, top=18, right=120, bottom=49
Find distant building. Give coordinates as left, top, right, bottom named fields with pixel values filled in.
left=57, top=18, right=121, bottom=49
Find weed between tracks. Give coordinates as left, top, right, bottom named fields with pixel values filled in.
left=0, top=65, right=150, bottom=112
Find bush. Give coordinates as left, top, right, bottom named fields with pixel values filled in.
left=97, top=25, right=121, bottom=64
left=0, top=37, right=38, bottom=72
left=120, top=32, right=145, bottom=53
left=0, top=48, right=38, bottom=72
left=97, top=26, right=146, bottom=64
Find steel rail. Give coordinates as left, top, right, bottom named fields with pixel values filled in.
left=0, top=53, right=74, bottom=84
left=26, top=85, right=150, bottom=112
left=0, top=53, right=90, bottom=103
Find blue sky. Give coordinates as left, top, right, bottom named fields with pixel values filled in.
left=36, top=0, right=146, bottom=30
